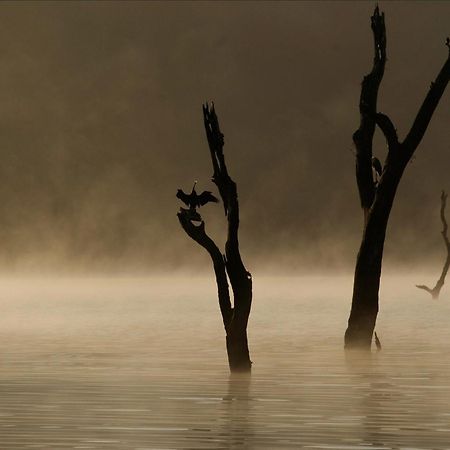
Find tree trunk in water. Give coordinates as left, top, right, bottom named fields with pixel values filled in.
left=224, top=277, right=252, bottom=371
left=346, top=159, right=402, bottom=348
left=345, top=222, right=385, bottom=348
left=226, top=329, right=251, bottom=372
left=345, top=6, right=450, bottom=349
left=225, top=279, right=252, bottom=371
left=346, top=207, right=388, bottom=347
left=177, top=103, right=252, bottom=372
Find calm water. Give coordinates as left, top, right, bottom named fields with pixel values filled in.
left=0, top=275, right=449, bottom=449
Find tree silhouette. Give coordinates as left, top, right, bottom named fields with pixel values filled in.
left=345, top=6, right=450, bottom=349
left=177, top=104, right=252, bottom=372
left=416, top=191, right=450, bottom=299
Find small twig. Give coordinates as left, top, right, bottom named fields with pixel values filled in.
left=416, top=190, right=450, bottom=299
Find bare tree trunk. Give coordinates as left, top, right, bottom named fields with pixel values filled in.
left=345, top=6, right=450, bottom=349
left=416, top=191, right=450, bottom=299
left=203, top=104, right=252, bottom=371
left=177, top=104, right=252, bottom=372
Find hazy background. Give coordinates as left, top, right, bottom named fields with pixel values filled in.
left=0, top=1, right=448, bottom=274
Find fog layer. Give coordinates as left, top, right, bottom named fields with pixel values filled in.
left=0, top=2, right=448, bottom=273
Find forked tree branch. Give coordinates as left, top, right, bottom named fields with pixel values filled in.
left=346, top=7, right=450, bottom=349
left=202, top=104, right=251, bottom=287
left=177, top=105, right=251, bottom=330
left=373, top=39, right=450, bottom=189
left=177, top=104, right=252, bottom=371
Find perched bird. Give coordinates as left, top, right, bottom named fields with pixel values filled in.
left=374, top=332, right=382, bottom=351
left=176, top=181, right=219, bottom=210
left=372, top=156, right=382, bottom=178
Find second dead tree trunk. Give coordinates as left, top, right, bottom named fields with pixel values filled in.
left=416, top=191, right=450, bottom=299
left=345, top=6, right=450, bottom=349
left=177, top=104, right=252, bottom=372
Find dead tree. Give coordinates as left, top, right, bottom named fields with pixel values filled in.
left=416, top=191, right=450, bottom=299
left=177, top=103, right=252, bottom=372
left=345, top=6, right=450, bottom=349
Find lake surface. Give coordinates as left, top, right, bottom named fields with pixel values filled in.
left=0, top=274, right=449, bottom=449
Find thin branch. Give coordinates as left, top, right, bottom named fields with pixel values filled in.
left=403, top=42, right=450, bottom=156
left=177, top=209, right=233, bottom=328
left=354, top=5, right=387, bottom=212
left=416, top=284, right=434, bottom=295
left=415, top=191, right=450, bottom=299
left=434, top=191, right=450, bottom=293
left=441, top=190, right=449, bottom=247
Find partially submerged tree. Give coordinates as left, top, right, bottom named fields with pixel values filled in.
left=416, top=191, right=450, bottom=299
left=345, top=6, right=450, bottom=349
left=177, top=103, right=252, bottom=372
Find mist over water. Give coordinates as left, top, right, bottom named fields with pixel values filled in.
left=0, top=2, right=447, bottom=272
left=0, top=1, right=449, bottom=448
left=1, top=275, right=450, bottom=448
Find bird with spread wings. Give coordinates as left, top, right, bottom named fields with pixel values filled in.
left=176, top=181, right=219, bottom=211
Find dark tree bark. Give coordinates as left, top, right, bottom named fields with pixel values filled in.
left=416, top=191, right=450, bottom=299
left=177, top=103, right=252, bottom=372
left=345, top=6, right=450, bottom=349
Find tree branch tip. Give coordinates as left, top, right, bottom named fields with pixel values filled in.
left=416, top=284, right=432, bottom=293
left=371, top=4, right=385, bottom=25
left=202, top=101, right=216, bottom=116
left=373, top=4, right=379, bottom=17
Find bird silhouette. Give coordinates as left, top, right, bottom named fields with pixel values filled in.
left=372, top=156, right=382, bottom=178
left=176, top=181, right=219, bottom=210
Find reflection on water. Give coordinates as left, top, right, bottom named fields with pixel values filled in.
left=0, top=275, right=450, bottom=448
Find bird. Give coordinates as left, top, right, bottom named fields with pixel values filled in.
left=374, top=332, right=382, bottom=351
left=372, top=156, right=382, bottom=178
left=372, top=156, right=383, bottom=186
left=176, top=181, right=219, bottom=210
